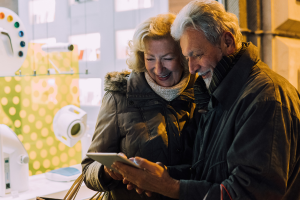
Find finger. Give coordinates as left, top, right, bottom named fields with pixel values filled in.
left=136, top=187, right=144, bottom=194
left=127, top=182, right=134, bottom=190
left=145, top=191, right=152, bottom=197
left=156, top=162, right=164, bottom=167
left=123, top=178, right=130, bottom=184
left=118, top=152, right=127, bottom=158
left=112, top=162, right=142, bottom=184
left=104, top=166, right=110, bottom=173
left=132, top=157, right=160, bottom=173
left=130, top=157, right=145, bottom=166
left=108, top=169, right=122, bottom=180
left=107, top=169, right=123, bottom=180
left=112, top=161, right=137, bottom=177
left=156, top=162, right=167, bottom=170
left=112, top=171, right=123, bottom=180
left=104, top=166, right=118, bottom=180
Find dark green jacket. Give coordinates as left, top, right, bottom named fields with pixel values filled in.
left=82, top=71, right=197, bottom=200
left=169, top=43, right=300, bottom=200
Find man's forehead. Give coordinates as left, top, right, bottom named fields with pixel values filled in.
left=180, top=30, right=202, bottom=55
left=179, top=33, right=192, bottom=55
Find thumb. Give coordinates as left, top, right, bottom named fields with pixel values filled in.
left=132, top=157, right=160, bottom=173
left=118, top=152, right=127, bottom=158
left=130, top=157, right=145, bottom=166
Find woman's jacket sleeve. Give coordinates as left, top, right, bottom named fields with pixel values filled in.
left=81, top=92, right=121, bottom=192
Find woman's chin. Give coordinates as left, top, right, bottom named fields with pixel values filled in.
left=156, top=80, right=175, bottom=87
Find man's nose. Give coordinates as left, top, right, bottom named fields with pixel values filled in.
left=188, top=57, right=199, bottom=74
left=155, top=60, right=164, bottom=74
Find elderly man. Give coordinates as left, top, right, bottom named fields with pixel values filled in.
left=112, top=1, right=300, bottom=199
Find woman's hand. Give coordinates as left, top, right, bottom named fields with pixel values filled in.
left=103, top=166, right=123, bottom=180
left=103, top=152, right=127, bottom=181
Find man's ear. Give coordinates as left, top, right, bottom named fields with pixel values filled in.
left=220, top=32, right=236, bottom=56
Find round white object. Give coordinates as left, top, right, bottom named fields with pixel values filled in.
left=0, top=7, right=28, bottom=77
left=53, top=105, right=87, bottom=147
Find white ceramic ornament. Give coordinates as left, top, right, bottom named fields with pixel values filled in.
left=0, top=7, right=28, bottom=76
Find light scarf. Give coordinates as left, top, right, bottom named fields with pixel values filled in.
left=145, top=71, right=190, bottom=101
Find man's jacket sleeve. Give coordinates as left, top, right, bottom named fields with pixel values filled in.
left=168, top=164, right=191, bottom=180
left=179, top=100, right=299, bottom=200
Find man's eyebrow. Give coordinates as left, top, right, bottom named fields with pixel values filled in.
left=186, top=51, right=194, bottom=57
left=187, top=50, right=203, bottom=57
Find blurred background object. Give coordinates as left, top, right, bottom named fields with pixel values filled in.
left=0, top=0, right=169, bottom=179
left=52, top=105, right=87, bottom=156
left=0, top=7, right=29, bottom=76
left=0, top=124, right=29, bottom=197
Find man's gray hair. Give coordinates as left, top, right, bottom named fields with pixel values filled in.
left=171, top=0, right=242, bottom=49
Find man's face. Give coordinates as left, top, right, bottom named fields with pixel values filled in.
left=180, top=28, right=224, bottom=88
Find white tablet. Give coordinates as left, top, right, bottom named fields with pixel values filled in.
left=86, top=153, right=141, bottom=170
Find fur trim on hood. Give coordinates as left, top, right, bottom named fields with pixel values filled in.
left=104, top=70, right=131, bottom=93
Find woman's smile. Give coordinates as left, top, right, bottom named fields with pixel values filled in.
left=157, top=72, right=172, bottom=81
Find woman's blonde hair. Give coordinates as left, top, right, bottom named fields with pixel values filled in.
left=127, top=13, right=188, bottom=72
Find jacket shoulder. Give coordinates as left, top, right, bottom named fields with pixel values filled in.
left=104, top=70, right=131, bottom=94
left=246, top=61, right=300, bottom=116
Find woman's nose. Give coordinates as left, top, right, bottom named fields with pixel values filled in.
left=155, top=60, right=164, bottom=74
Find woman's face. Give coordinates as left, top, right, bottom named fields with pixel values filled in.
left=144, top=37, right=183, bottom=87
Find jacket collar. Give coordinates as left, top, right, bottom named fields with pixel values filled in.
left=212, top=43, right=260, bottom=110
left=127, top=71, right=195, bottom=102
left=127, top=71, right=160, bottom=100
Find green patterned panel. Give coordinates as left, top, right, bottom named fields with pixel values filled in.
left=0, top=43, right=82, bottom=175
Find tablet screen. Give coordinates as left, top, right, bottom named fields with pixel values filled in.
left=86, top=153, right=141, bottom=170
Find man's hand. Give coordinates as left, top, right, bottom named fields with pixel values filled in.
left=123, top=177, right=153, bottom=197
left=122, top=178, right=153, bottom=197
left=111, top=157, right=180, bottom=199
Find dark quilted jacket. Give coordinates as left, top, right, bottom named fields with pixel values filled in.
left=169, top=43, right=300, bottom=200
left=82, top=71, right=197, bottom=200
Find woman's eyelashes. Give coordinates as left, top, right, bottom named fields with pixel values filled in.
left=145, top=57, right=174, bottom=61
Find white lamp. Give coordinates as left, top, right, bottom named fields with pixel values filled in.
left=47, top=105, right=87, bottom=182
left=0, top=124, right=29, bottom=197
left=53, top=105, right=87, bottom=148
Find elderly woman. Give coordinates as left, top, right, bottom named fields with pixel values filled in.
left=81, top=13, right=197, bottom=200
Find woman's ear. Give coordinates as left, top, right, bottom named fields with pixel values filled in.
left=220, top=32, right=236, bottom=56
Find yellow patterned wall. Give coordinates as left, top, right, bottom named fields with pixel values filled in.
left=0, top=43, right=82, bottom=175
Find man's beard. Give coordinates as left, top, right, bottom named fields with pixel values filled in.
left=203, top=73, right=213, bottom=89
